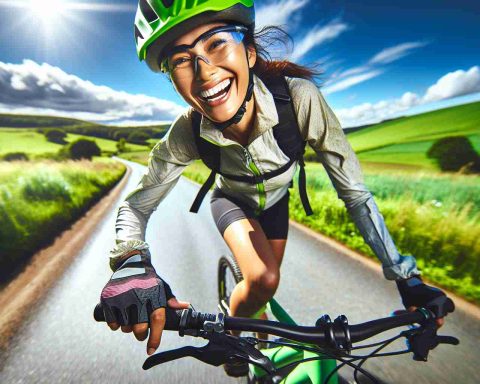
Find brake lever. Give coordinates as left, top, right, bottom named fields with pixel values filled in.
left=402, top=319, right=460, bottom=361
left=143, top=323, right=277, bottom=374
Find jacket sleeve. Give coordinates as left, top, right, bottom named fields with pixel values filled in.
left=110, top=109, right=199, bottom=269
left=287, top=77, right=420, bottom=281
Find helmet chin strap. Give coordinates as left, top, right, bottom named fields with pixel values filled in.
left=207, top=68, right=254, bottom=132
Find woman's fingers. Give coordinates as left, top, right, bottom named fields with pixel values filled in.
left=107, top=322, right=120, bottom=331
left=147, top=308, right=166, bottom=356
left=167, top=297, right=190, bottom=309
left=133, top=323, right=149, bottom=341
left=106, top=299, right=191, bottom=354
left=408, top=305, right=445, bottom=328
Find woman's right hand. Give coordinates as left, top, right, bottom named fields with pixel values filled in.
left=107, top=297, right=190, bottom=355
left=99, top=252, right=190, bottom=355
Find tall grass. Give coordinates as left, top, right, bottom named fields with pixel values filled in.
left=0, top=159, right=125, bottom=282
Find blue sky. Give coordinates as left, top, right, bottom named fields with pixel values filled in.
left=0, top=0, right=478, bottom=127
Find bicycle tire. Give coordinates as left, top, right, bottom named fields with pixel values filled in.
left=217, top=254, right=243, bottom=315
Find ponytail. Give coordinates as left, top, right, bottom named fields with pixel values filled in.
left=244, top=26, right=323, bottom=85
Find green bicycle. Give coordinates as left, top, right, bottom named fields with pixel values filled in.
left=94, top=256, right=458, bottom=384
left=217, top=254, right=341, bottom=383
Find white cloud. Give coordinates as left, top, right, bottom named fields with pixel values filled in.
left=322, top=70, right=383, bottom=95
left=291, top=22, right=349, bottom=62
left=0, top=59, right=185, bottom=125
left=324, top=41, right=429, bottom=94
left=335, top=91, right=422, bottom=127
left=369, top=41, right=428, bottom=65
left=255, top=0, right=310, bottom=30
left=334, top=66, right=480, bottom=127
left=423, top=66, right=480, bottom=103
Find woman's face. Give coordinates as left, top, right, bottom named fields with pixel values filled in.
left=167, top=22, right=256, bottom=123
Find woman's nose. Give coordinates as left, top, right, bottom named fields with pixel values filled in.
left=194, top=56, right=217, bottom=80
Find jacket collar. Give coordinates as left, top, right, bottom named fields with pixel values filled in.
left=199, top=74, right=279, bottom=146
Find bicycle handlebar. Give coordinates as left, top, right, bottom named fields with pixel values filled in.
left=93, top=303, right=451, bottom=347
left=94, top=303, right=458, bottom=372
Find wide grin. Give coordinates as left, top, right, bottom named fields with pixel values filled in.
left=199, top=78, right=233, bottom=103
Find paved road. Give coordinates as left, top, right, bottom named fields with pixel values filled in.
left=0, top=159, right=478, bottom=383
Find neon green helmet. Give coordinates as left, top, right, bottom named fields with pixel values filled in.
left=134, top=0, right=255, bottom=73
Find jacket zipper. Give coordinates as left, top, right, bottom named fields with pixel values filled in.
left=243, top=147, right=265, bottom=214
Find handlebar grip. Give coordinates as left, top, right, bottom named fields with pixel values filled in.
left=94, top=303, right=105, bottom=322
left=164, top=308, right=183, bottom=330
left=93, top=302, right=182, bottom=329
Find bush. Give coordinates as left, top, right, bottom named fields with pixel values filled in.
left=3, top=152, right=29, bottom=161
left=127, top=131, right=150, bottom=145
left=427, top=136, right=480, bottom=172
left=45, top=128, right=67, bottom=144
left=116, top=138, right=127, bottom=153
left=66, top=138, right=101, bottom=160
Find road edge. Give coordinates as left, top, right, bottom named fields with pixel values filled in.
left=0, top=163, right=131, bottom=349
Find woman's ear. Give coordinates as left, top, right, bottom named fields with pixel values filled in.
left=246, top=45, right=257, bottom=68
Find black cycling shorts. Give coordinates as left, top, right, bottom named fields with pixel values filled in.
left=210, top=188, right=289, bottom=240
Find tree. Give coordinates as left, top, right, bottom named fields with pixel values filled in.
left=427, top=136, right=480, bottom=172
left=116, top=138, right=127, bottom=153
left=127, top=131, right=150, bottom=145
left=44, top=128, right=67, bottom=144
left=67, top=138, right=101, bottom=160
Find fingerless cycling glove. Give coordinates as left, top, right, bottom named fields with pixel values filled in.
left=396, top=276, right=454, bottom=317
left=100, top=251, right=174, bottom=325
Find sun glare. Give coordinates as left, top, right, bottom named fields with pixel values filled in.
left=29, top=0, right=66, bottom=23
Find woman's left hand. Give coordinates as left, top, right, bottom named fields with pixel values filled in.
left=396, top=276, right=454, bottom=328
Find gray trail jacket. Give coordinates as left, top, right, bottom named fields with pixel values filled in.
left=112, top=74, right=420, bottom=280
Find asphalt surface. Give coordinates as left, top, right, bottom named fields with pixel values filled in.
left=0, top=159, right=478, bottom=383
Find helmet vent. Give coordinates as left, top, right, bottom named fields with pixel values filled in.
left=140, top=0, right=159, bottom=23
left=135, top=25, right=144, bottom=42
left=160, top=0, right=174, bottom=8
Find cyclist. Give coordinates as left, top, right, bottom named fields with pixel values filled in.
left=98, top=0, right=453, bottom=377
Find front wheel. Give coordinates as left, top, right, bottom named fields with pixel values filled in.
left=217, top=254, right=243, bottom=315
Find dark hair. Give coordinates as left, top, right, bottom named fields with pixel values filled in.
left=244, top=25, right=323, bottom=86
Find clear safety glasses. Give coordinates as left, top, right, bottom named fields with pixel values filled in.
left=160, top=25, right=248, bottom=80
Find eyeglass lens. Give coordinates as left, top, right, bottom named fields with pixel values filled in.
left=165, top=30, right=245, bottom=80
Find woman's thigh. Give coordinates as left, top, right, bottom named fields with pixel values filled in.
left=210, top=189, right=290, bottom=281
left=223, top=218, right=280, bottom=283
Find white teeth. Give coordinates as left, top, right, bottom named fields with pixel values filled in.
left=200, top=79, right=231, bottom=99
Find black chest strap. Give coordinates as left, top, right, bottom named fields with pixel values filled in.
left=189, top=76, right=313, bottom=216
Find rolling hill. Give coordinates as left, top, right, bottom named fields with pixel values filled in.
left=346, top=101, right=480, bottom=169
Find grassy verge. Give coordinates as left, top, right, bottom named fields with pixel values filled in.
left=0, top=158, right=126, bottom=282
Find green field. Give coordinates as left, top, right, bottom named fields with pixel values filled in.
left=346, top=101, right=480, bottom=169
left=0, top=128, right=149, bottom=156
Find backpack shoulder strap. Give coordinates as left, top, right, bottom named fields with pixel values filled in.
left=191, top=110, right=220, bottom=171
left=259, top=75, right=313, bottom=216
left=190, top=110, right=220, bottom=213
left=260, top=75, right=305, bottom=160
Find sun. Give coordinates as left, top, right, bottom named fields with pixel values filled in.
left=29, top=0, right=67, bottom=24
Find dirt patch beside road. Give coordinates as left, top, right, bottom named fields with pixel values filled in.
left=0, top=163, right=131, bottom=349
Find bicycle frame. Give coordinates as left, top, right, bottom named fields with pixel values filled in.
left=250, top=298, right=338, bottom=384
